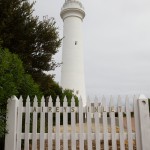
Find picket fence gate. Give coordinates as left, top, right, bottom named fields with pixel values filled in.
left=5, top=95, right=150, bottom=150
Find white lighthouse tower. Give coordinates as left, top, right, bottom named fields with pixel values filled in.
left=60, top=0, right=86, bottom=106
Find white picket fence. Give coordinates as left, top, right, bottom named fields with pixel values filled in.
left=5, top=95, right=150, bottom=150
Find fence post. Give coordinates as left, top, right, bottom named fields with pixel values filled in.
left=138, top=95, right=150, bottom=150
left=5, top=96, right=18, bottom=150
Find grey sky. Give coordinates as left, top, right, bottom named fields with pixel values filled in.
left=30, top=0, right=150, bottom=98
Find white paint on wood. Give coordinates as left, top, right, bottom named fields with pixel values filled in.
left=94, top=97, right=100, bottom=150
left=71, top=97, right=76, bottom=150
left=139, top=95, right=147, bottom=100
left=118, top=96, right=125, bottom=150
left=32, top=96, right=38, bottom=150
left=5, top=96, right=18, bottom=150
left=138, top=95, right=150, bottom=150
left=40, top=97, right=45, bottom=150
left=125, top=96, right=133, bottom=150
left=16, top=96, right=23, bottom=150
left=56, top=97, right=60, bottom=150
left=102, top=96, right=108, bottom=150
left=133, top=96, right=142, bottom=150
left=24, top=96, right=30, bottom=150
left=48, top=96, right=53, bottom=150
left=110, top=96, right=117, bottom=150
left=79, top=97, right=84, bottom=150
left=63, top=96, right=68, bottom=150
left=86, top=97, right=92, bottom=150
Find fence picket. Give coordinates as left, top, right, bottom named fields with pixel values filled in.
left=110, top=96, right=117, bottom=150
left=48, top=96, right=53, bottom=150
left=79, top=97, right=84, bottom=150
left=63, top=96, right=68, bottom=150
left=32, top=96, right=38, bottom=150
left=40, top=97, right=45, bottom=150
left=133, top=96, right=142, bottom=150
left=16, top=96, right=23, bottom=150
left=118, top=96, right=125, bottom=150
left=94, top=97, right=100, bottom=150
left=56, top=97, right=60, bottom=150
left=102, top=96, right=108, bottom=150
left=138, top=95, right=150, bottom=150
left=71, top=97, right=76, bottom=150
left=24, top=96, right=30, bottom=150
left=125, top=96, right=133, bottom=150
left=5, top=96, right=19, bottom=150
left=87, top=97, right=92, bottom=150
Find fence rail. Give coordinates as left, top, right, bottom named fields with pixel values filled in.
left=5, top=95, right=150, bottom=150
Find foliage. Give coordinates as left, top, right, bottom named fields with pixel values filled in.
left=0, top=0, right=61, bottom=84
left=0, top=0, right=79, bottom=143
left=62, top=89, right=79, bottom=106
left=35, top=73, right=79, bottom=105
left=18, top=74, right=42, bottom=100
left=42, top=82, right=79, bottom=106
left=0, top=48, right=22, bottom=103
left=0, top=47, right=42, bottom=138
left=35, top=74, right=62, bottom=99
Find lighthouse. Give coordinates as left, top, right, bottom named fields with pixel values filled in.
left=60, top=0, right=86, bottom=106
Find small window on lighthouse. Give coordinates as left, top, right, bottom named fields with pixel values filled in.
left=75, top=41, right=78, bottom=45
left=76, top=90, right=79, bottom=95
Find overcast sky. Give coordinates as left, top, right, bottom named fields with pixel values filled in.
left=30, top=0, right=150, bottom=98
